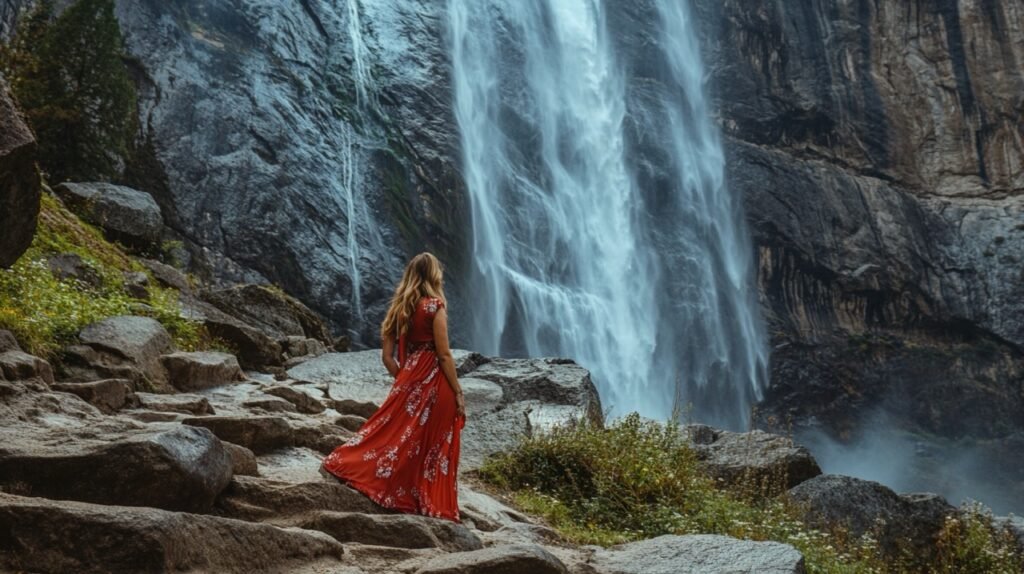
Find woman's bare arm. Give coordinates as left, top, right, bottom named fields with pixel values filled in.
left=432, top=307, right=465, bottom=417
left=382, top=336, right=399, bottom=377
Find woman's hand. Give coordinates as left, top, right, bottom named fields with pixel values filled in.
left=455, top=391, right=466, bottom=419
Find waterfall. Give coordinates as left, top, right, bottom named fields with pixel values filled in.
left=329, top=0, right=387, bottom=335
left=448, top=0, right=768, bottom=428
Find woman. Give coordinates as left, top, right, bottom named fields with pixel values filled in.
left=321, top=252, right=467, bottom=522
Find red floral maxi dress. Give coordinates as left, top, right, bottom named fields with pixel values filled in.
left=322, top=296, right=465, bottom=522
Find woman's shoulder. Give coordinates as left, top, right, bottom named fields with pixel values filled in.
left=422, top=296, right=444, bottom=314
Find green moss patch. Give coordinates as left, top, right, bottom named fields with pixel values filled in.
left=0, top=193, right=202, bottom=356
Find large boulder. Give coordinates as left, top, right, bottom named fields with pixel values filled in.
left=0, top=350, right=54, bottom=384
left=161, top=351, right=245, bottom=391
left=52, top=182, right=164, bottom=247
left=0, top=79, right=39, bottom=269
left=788, top=474, right=955, bottom=558
left=587, top=534, right=806, bottom=574
left=684, top=425, right=821, bottom=491
left=469, top=357, right=603, bottom=424
left=179, top=294, right=283, bottom=370
left=413, top=543, right=568, bottom=574
left=69, top=315, right=174, bottom=391
left=202, top=284, right=333, bottom=345
left=0, top=425, right=233, bottom=512
left=0, top=493, right=344, bottom=574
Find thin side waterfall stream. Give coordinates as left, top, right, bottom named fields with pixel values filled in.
left=448, top=0, right=768, bottom=428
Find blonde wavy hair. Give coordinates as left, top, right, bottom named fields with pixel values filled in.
left=380, top=252, right=447, bottom=342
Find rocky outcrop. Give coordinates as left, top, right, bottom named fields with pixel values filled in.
left=684, top=424, right=822, bottom=492
left=0, top=77, right=39, bottom=269
left=788, top=474, right=955, bottom=558
left=587, top=534, right=806, bottom=574
left=201, top=284, right=333, bottom=345
left=178, top=294, right=284, bottom=370
left=0, top=349, right=54, bottom=384
left=0, top=422, right=233, bottom=513
left=53, top=182, right=165, bottom=248
left=66, top=315, right=175, bottom=391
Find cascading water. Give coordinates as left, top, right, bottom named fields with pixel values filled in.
left=326, top=0, right=392, bottom=337
left=448, top=0, right=769, bottom=428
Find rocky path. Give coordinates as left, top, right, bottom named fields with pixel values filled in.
left=0, top=308, right=814, bottom=573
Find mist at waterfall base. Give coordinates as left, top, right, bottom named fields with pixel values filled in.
left=448, top=0, right=768, bottom=430
left=798, top=410, right=1024, bottom=515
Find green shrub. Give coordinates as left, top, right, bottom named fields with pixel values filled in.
left=479, top=414, right=1024, bottom=574
left=932, top=503, right=1024, bottom=574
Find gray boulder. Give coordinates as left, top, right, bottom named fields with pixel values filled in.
left=179, top=294, right=283, bottom=370
left=684, top=425, right=821, bottom=491
left=788, top=474, right=954, bottom=557
left=469, top=357, right=602, bottom=424
left=0, top=425, right=233, bottom=513
left=0, top=81, right=39, bottom=269
left=0, top=350, right=54, bottom=384
left=285, top=511, right=482, bottom=551
left=588, top=534, right=805, bottom=574
left=414, top=543, right=567, bottom=574
left=0, top=493, right=344, bottom=574
left=161, top=351, right=245, bottom=391
left=182, top=415, right=292, bottom=454
left=73, top=315, right=175, bottom=391
left=202, top=284, right=333, bottom=344
left=51, top=379, right=130, bottom=413
left=53, top=182, right=164, bottom=247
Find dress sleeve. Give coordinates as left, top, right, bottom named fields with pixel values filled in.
left=425, top=297, right=445, bottom=317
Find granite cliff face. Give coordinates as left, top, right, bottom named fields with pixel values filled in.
left=111, top=0, right=464, bottom=344
left=690, top=0, right=1023, bottom=442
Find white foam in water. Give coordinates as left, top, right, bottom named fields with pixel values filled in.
left=448, top=0, right=768, bottom=427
